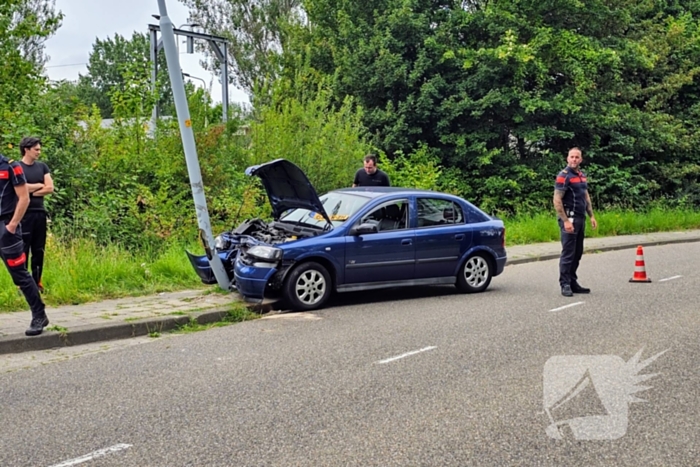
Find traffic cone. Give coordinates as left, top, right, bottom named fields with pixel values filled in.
left=629, top=245, right=652, bottom=283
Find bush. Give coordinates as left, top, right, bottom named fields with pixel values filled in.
left=248, top=88, right=371, bottom=195
left=380, top=144, right=443, bottom=190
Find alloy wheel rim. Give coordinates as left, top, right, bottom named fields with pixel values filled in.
left=295, top=270, right=327, bottom=305
left=464, top=256, right=489, bottom=288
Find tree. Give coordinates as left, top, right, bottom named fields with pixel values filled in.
left=179, top=0, right=304, bottom=95
left=8, top=0, right=62, bottom=67
left=77, top=32, right=172, bottom=119
left=0, top=0, right=62, bottom=146
left=299, top=0, right=700, bottom=210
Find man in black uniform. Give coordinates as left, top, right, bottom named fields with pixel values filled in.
left=19, top=137, right=53, bottom=292
left=553, top=147, right=598, bottom=297
left=352, top=154, right=391, bottom=187
left=0, top=152, right=49, bottom=336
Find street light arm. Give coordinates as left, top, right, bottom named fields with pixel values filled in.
left=182, top=72, right=207, bottom=89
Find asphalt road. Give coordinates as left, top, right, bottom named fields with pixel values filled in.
left=1, top=243, right=698, bottom=466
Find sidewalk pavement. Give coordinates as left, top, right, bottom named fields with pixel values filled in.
left=2, top=229, right=700, bottom=355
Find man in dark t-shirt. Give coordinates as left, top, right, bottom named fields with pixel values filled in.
left=352, top=154, right=390, bottom=187
left=553, top=147, right=597, bottom=297
left=19, top=137, right=53, bottom=293
left=0, top=152, right=49, bottom=336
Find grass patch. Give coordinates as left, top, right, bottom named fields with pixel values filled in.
left=172, top=305, right=260, bottom=334
left=0, top=238, right=206, bottom=312
left=46, top=325, right=68, bottom=337
left=504, top=207, right=700, bottom=245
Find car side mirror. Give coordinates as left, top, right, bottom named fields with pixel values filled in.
left=350, top=223, right=378, bottom=235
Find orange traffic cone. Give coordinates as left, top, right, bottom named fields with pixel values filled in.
left=629, top=245, right=652, bottom=283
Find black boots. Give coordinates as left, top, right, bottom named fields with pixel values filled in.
left=561, top=284, right=574, bottom=297
left=25, top=315, right=49, bottom=336
left=561, top=282, right=591, bottom=296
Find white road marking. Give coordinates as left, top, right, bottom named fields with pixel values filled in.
left=49, top=444, right=132, bottom=467
left=261, top=312, right=322, bottom=321
left=658, top=275, right=683, bottom=282
left=377, top=346, right=437, bottom=364
left=549, top=302, right=585, bottom=312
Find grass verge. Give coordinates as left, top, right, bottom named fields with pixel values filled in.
left=0, top=237, right=209, bottom=312
left=504, top=207, right=700, bottom=245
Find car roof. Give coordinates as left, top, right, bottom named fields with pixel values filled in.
left=332, top=187, right=450, bottom=199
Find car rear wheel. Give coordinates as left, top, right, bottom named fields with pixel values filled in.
left=456, top=253, right=492, bottom=293
left=283, top=261, right=332, bottom=311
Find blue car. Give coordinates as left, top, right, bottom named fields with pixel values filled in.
left=187, top=159, right=507, bottom=311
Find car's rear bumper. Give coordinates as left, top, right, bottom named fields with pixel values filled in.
left=495, top=255, right=507, bottom=276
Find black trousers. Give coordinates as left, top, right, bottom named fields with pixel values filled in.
left=558, top=217, right=586, bottom=287
left=0, top=220, right=46, bottom=319
left=21, top=211, right=47, bottom=285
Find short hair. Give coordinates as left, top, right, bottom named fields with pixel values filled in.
left=20, top=137, right=41, bottom=156
left=568, top=147, right=582, bottom=155
left=363, top=154, right=378, bottom=166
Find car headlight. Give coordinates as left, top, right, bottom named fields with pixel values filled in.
left=214, top=235, right=225, bottom=250
left=247, top=245, right=283, bottom=262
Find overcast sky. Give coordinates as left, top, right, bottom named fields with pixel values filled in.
left=43, top=0, right=248, bottom=104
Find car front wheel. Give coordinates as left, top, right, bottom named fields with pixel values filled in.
left=283, top=261, right=332, bottom=311
left=456, top=253, right=492, bottom=293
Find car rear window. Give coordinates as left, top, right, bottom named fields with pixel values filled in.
left=416, top=198, right=465, bottom=227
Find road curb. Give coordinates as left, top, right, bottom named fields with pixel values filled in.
left=0, top=305, right=240, bottom=356
left=505, top=236, right=700, bottom=266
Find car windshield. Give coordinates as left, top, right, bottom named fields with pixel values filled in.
left=280, top=192, right=371, bottom=228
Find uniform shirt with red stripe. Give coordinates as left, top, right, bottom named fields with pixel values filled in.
left=554, top=166, right=588, bottom=218
left=0, top=154, right=28, bottom=219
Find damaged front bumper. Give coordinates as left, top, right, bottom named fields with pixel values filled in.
left=233, top=258, right=296, bottom=303
left=233, top=261, right=278, bottom=303
left=186, top=249, right=236, bottom=286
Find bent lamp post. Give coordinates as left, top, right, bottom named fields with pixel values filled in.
left=156, top=0, right=231, bottom=291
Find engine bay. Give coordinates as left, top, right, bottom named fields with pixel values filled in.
left=228, top=218, right=324, bottom=246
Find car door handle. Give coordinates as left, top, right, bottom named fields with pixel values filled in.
left=401, top=239, right=412, bottom=245
left=455, top=234, right=465, bottom=241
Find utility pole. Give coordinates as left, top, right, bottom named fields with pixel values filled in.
left=221, top=41, right=229, bottom=122
left=155, top=0, right=231, bottom=291
left=149, top=26, right=159, bottom=127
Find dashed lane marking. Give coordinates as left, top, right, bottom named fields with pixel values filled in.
left=377, top=346, right=437, bottom=364
left=549, top=301, right=585, bottom=312
left=48, top=444, right=132, bottom=467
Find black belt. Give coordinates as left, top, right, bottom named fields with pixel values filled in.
left=0, top=214, right=12, bottom=223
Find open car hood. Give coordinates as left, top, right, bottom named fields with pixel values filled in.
left=245, top=159, right=332, bottom=225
